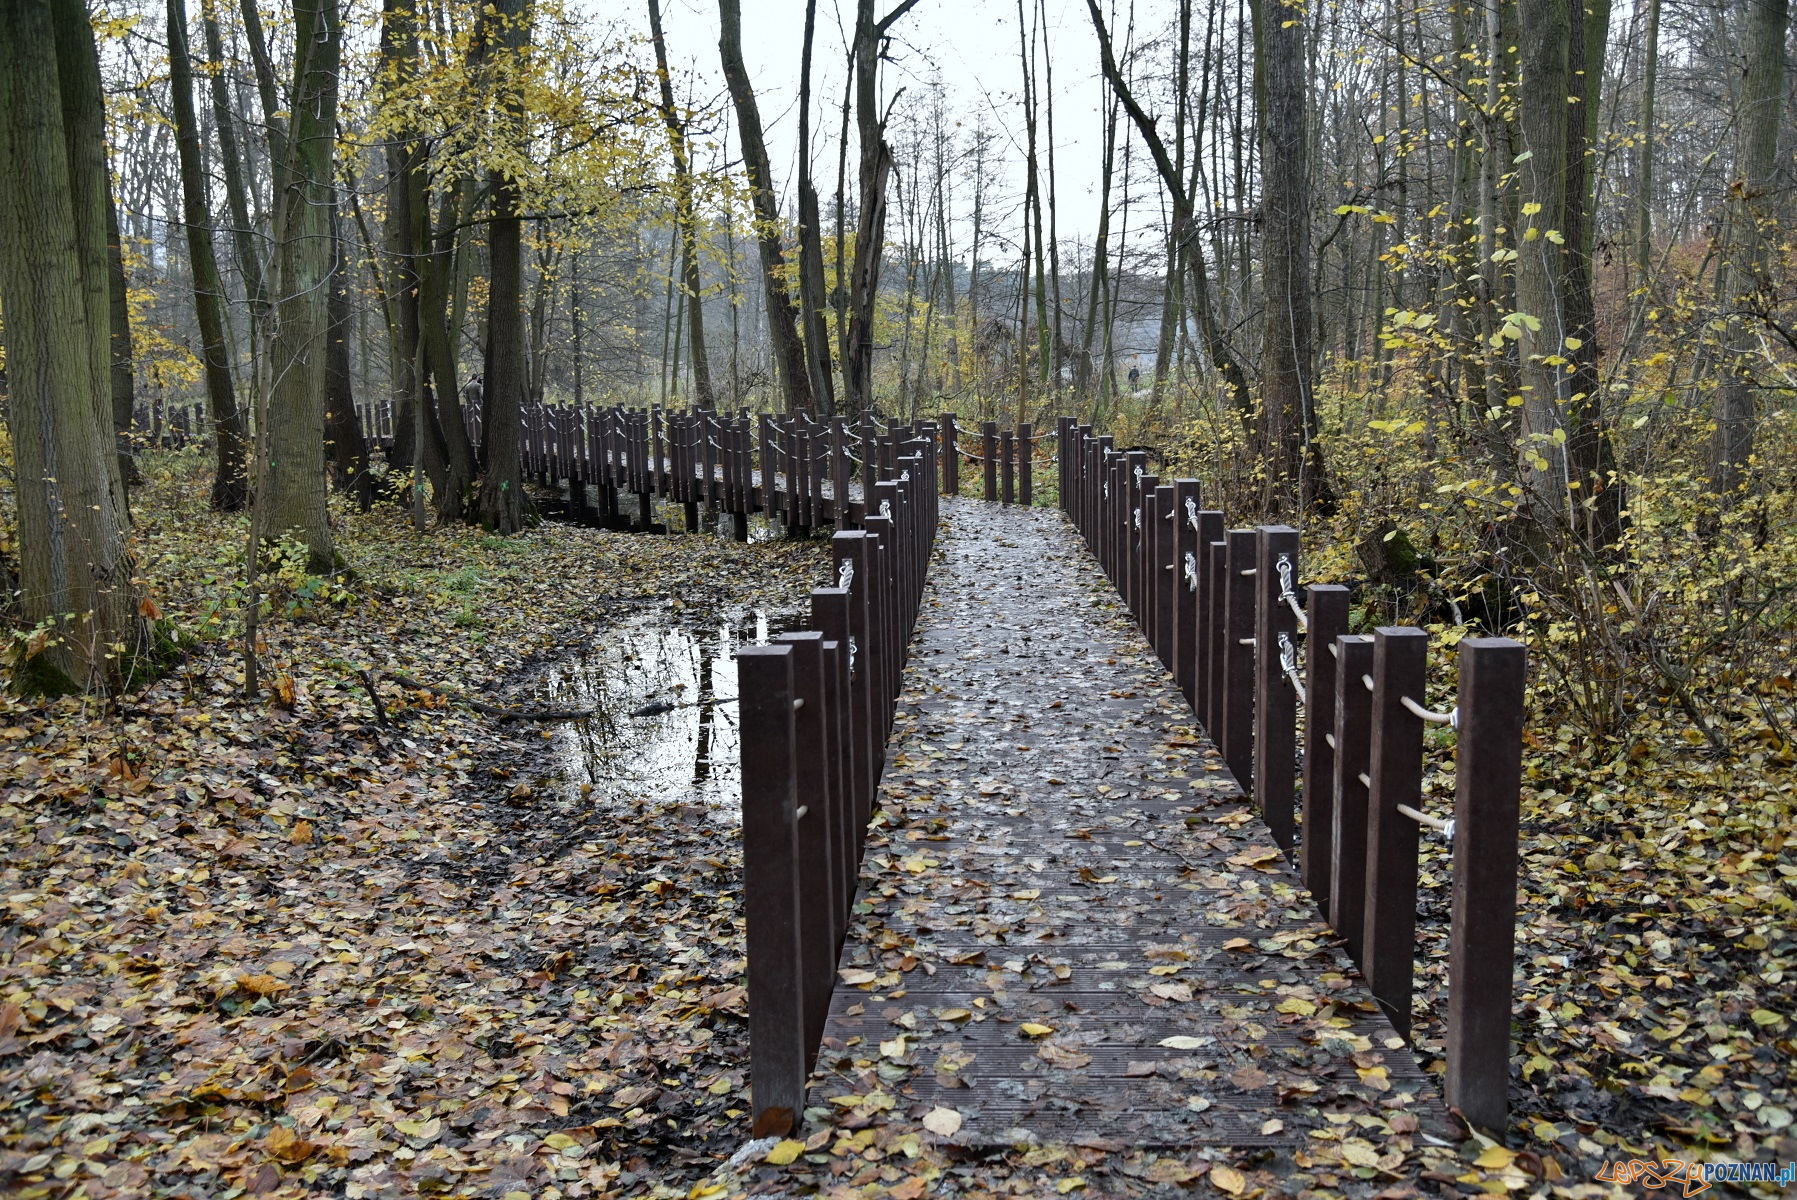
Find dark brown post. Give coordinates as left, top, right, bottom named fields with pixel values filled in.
left=1445, top=638, right=1526, bottom=1133
left=1221, top=529, right=1257, bottom=786
left=983, top=422, right=999, bottom=500
left=1330, top=635, right=1375, bottom=960
left=1135, top=473, right=1159, bottom=631
left=774, top=631, right=838, bottom=1053
left=652, top=407, right=666, bottom=495
left=1172, top=481, right=1200, bottom=704
left=1001, top=429, right=1015, bottom=504
left=736, top=644, right=806, bottom=1132
left=1153, top=484, right=1176, bottom=672
left=813, top=627, right=855, bottom=944
left=942, top=413, right=959, bottom=495
left=1019, top=422, right=1033, bottom=505
left=1204, top=539, right=1227, bottom=738
left=1363, top=626, right=1427, bottom=1041
left=831, top=418, right=851, bottom=527
left=1299, top=586, right=1352, bottom=914
left=831, top=532, right=877, bottom=825
left=1253, top=526, right=1301, bottom=851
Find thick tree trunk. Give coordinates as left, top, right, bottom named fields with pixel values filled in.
left=263, top=0, right=340, bottom=572
left=0, top=0, right=142, bottom=693
left=649, top=0, right=717, bottom=409
left=324, top=204, right=371, bottom=509
left=105, top=197, right=138, bottom=488
left=477, top=0, right=531, bottom=535
left=718, top=0, right=813, bottom=412
left=1713, top=0, right=1790, bottom=494
left=168, top=0, right=249, bottom=510
left=794, top=0, right=837, bottom=412
left=1254, top=0, right=1322, bottom=512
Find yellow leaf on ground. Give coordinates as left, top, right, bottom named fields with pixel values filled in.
left=236, top=974, right=290, bottom=998
left=1474, top=1145, right=1516, bottom=1170
left=1211, top=1164, right=1247, bottom=1195
left=763, top=1139, right=806, bottom=1165
left=1019, top=1022, right=1054, bottom=1038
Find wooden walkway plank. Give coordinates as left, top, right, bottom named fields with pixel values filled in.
left=806, top=499, right=1450, bottom=1151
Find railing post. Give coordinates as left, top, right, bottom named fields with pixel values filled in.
left=982, top=421, right=998, bottom=500
left=1330, top=635, right=1375, bottom=961
left=1254, top=526, right=1301, bottom=851
left=1172, top=480, right=1201, bottom=706
left=1221, top=529, right=1257, bottom=786
left=774, top=631, right=839, bottom=1056
left=736, top=644, right=806, bottom=1135
left=1019, top=422, right=1033, bottom=505
left=1153, top=483, right=1176, bottom=672
left=1194, top=511, right=1225, bottom=728
left=1001, top=429, right=1015, bottom=504
left=831, top=417, right=851, bottom=527
left=1445, top=637, right=1526, bottom=1133
left=1204, top=538, right=1227, bottom=738
left=1134, top=471, right=1157, bottom=630
left=831, top=532, right=877, bottom=825
left=1299, top=585, right=1351, bottom=914
left=942, top=413, right=959, bottom=495
left=1364, top=626, right=1427, bottom=1041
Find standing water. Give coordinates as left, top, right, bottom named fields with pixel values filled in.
left=530, top=608, right=801, bottom=821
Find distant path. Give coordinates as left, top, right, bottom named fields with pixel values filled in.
left=808, top=498, right=1447, bottom=1149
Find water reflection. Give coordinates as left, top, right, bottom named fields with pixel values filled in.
left=535, top=609, right=799, bottom=821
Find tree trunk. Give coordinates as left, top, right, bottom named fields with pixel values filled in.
left=105, top=196, right=138, bottom=488
left=324, top=202, right=371, bottom=509
left=648, top=0, right=717, bottom=409
left=477, top=0, right=532, bottom=534
left=794, top=0, right=837, bottom=412
left=0, top=0, right=142, bottom=693
left=263, top=0, right=340, bottom=572
left=1254, top=0, right=1322, bottom=511
left=718, top=0, right=813, bottom=412
left=1712, top=0, right=1790, bottom=494
left=168, top=0, right=249, bottom=510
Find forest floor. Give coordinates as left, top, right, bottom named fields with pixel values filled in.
left=0, top=449, right=1793, bottom=1199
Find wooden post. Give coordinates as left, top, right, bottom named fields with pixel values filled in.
left=1445, top=637, right=1526, bottom=1133
left=1299, top=585, right=1352, bottom=914
left=1172, top=480, right=1201, bottom=706
left=1204, top=538, right=1228, bottom=738
left=1363, top=626, right=1427, bottom=1041
left=1019, top=422, right=1033, bottom=505
left=1194, top=511, right=1224, bottom=728
left=1221, top=529, right=1257, bottom=787
left=1001, top=429, right=1015, bottom=505
left=736, top=644, right=806, bottom=1134
left=982, top=421, right=998, bottom=500
left=1330, top=634, right=1375, bottom=961
left=774, top=631, right=839, bottom=1055
left=1153, top=484, right=1176, bottom=671
left=1253, top=526, right=1301, bottom=851
left=830, top=532, right=877, bottom=826
left=942, top=413, right=958, bottom=495
left=831, top=418, right=851, bottom=527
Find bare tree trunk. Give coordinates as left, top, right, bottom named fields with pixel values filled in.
left=168, top=0, right=249, bottom=510
left=324, top=201, right=371, bottom=508
left=649, top=0, right=717, bottom=407
left=1254, top=0, right=1324, bottom=511
left=262, top=0, right=340, bottom=571
left=0, top=0, right=143, bottom=693
left=478, top=0, right=532, bottom=534
left=1712, top=0, right=1790, bottom=495
left=793, top=0, right=837, bottom=412
left=718, top=0, right=813, bottom=412
left=106, top=195, right=138, bottom=488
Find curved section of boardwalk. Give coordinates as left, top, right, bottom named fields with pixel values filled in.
left=808, top=498, right=1445, bottom=1150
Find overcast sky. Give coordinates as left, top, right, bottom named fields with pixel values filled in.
left=643, top=0, right=1151, bottom=247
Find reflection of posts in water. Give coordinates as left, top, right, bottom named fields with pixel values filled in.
left=692, top=627, right=716, bottom=783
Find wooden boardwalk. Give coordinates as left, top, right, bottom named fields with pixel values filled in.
left=807, top=498, right=1449, bottom=1150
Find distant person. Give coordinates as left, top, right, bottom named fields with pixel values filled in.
left=1127, top=364, right=1140, bottom=389
left=463, top=374, right=483, bottom=411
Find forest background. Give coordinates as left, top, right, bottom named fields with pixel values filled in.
left=0, top=0, right=1795, bottom=1188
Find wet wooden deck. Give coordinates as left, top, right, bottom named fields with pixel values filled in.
left=806, top=498, right=1449, bottom=1150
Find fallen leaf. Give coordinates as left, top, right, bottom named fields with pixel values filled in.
left=921, top=1106, right=962, bottom=1136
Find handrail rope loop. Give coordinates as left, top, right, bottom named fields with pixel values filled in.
left=1133, top=507, right=1142, bottom=530
left=1184, top=552, right=1198, bottom=592
left=1185, top=496, right=1200, bottom=531
left=1396, top=803, right=1455, bottom=843
left=1277, top=632, right=1305, bottom=700
left=1401, top=696, right=1460, bottom=728
left=838, top=560, right=855, bottom=590
left=1275, top=553, right=1309, bottom=631
left=879, top=499, right=893, bottom=519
